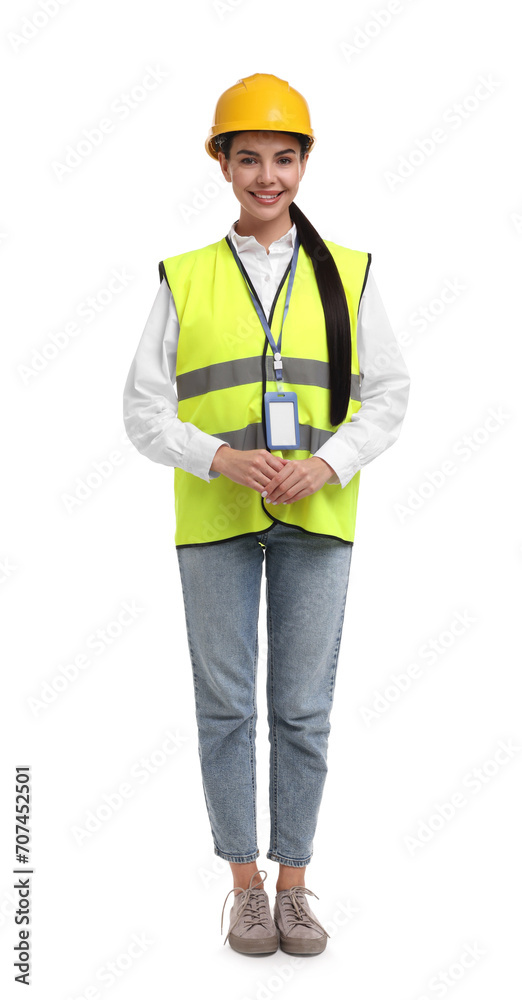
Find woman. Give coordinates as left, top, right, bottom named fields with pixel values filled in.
left=123, top=73, right=410, bottom=957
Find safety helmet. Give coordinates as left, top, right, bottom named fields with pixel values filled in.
left=205, top=73, right=315, bottom=160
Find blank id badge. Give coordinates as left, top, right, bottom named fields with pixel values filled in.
left=264, top=391, right=300, bottom=450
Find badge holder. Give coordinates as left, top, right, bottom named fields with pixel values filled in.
left=264, top=388, right=300, bottom=450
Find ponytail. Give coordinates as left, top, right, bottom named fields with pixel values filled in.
left=288, top=199, right=351, bottom=426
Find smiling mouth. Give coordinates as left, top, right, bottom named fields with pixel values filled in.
left=249, top=191, right=285, bottom=203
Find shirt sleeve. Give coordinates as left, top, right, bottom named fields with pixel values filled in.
left=122, top=277, right=231, bottom=481
left=313, top=269, right=411, bottom=487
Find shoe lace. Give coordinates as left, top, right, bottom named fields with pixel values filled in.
left=278, top=885, right=330, bottom=939
left=221, top=869, right=271, bottom=947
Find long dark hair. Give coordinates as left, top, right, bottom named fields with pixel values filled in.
left=216, top=130, right=352, bottom=427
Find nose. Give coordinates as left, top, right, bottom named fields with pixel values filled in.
left=256, top=163, right=277, bottom=185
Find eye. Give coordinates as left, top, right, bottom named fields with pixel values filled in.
left=240, top=157, right=294, bottom=165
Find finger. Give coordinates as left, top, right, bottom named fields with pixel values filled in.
left=281, top=488, right=308, bottom=504
left=262, top=467, right=294, bottom=499
left=255, top=464, right=289, bottom=494
left=255, top=471, right=280, bottom=494
left=276, top=472, right=312, bottom=503
left=264, top=470, right=300, bottom=503
left=265, top=456, right=289, bottom=475
left=257, top=467, right=283, bottom=493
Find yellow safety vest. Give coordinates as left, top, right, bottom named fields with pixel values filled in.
left=161, top=233, right=371, bottom=547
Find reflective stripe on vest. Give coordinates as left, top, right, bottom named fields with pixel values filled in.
left=162, top=235, right=371, bottom=547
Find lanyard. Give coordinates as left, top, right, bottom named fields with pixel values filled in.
left=227, top=232, right=301, bottom=384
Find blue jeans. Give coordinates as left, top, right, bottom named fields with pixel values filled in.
left=176, top=521, right=353, bottom=868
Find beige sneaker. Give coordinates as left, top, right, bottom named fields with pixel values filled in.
left=221, top=870, right=279, bottom=955
left=273, top=884, right=330, bottom=955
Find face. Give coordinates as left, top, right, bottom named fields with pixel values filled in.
left=218, top=131, right=308, bottom=220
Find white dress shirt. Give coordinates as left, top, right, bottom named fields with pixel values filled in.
left=122, top=221, right=410, bottom=488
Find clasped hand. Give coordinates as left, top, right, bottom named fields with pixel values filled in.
left=211, top=445, right=335, bottom=505
left=262, top=456, right=334, bottom=504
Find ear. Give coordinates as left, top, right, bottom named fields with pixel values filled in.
left=217, top=152, right=231, bottom=181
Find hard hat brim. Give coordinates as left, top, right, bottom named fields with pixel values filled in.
left=206, top=125, right=315, bottom=159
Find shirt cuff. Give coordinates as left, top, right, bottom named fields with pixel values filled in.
left=313, top=440, right=361, bottom=488
left=183, top=430, right=231, bottom=482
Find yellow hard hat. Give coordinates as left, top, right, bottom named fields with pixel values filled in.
left=205, top=73, right=315, bottom=160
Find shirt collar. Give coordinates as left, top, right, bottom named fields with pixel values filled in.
left=227, top=219, right=297, bottom=255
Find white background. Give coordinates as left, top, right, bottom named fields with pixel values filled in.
left=1, top=0, right=521, bottom=997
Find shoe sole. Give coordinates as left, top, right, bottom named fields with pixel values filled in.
left=228, top=931, right=279, bottom=955
left=277, top=930, right=327, bottom=955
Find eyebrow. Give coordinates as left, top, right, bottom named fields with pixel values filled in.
left=235, top=148, right=298, bottom=157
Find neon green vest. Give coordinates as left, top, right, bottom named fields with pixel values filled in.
left=161, top=234, right=371, bottom=547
